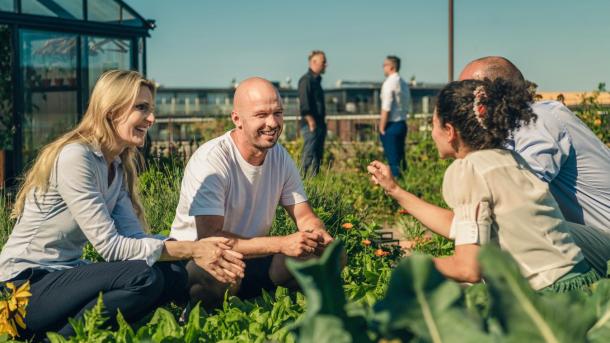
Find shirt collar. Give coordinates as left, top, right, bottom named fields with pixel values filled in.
left=90, top=144, right=123, bottom=166
left=387, top=72, right=399, bottom=79
left=308, top=68, right=322, bottom=81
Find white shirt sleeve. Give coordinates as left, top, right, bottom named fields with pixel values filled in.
left=55, top=147, right=164, bottom=266
left=185, top=154, right=227, bottom=217
left=380, top=79, right=393, bottom=112
left=280, top=151, right=308, bottom=206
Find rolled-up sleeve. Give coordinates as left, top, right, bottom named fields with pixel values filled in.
left=380, top=80, right=393, bottom=112
left=56, top=146, right=164, bottom=266
left=298, top=77, right=312, bottom=116
left=443, top=159, right=494, bottom=246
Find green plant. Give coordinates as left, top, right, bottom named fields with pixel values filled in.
left=0, top=190, right=13, bottom=248
left=575, top=83, right=610, bottom=146
left=287, top=240, right=610, bottom=343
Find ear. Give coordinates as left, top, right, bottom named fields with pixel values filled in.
left=445, top=122, right=459, bottom=143
left=231, top=110, right=242, bottom=129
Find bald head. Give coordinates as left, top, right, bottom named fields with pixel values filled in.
left=458, top=56, right=525, bottom=83
left=233, top=77, right=281, bottom=112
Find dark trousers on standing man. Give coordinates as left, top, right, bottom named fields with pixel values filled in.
left=301, top=123, right=326, bottom=177
left=380, top=120, right=407, bottom=178
left=7, top=260, right=188, bottom=340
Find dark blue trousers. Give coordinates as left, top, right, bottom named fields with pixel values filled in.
left=7, top=261, right=187, bottom=340
left=380, top=121, right=407, bottom=177
left=301, top=124, right=327, bottom=177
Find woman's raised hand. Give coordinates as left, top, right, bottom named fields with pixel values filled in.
left=367, top=160, right=398, bottom=195
left=192, top=237, right=245, bottom=284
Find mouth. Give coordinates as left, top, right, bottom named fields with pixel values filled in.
left=258, top=128, right=279, bottom=137
left=134, top=126, right=148, bottom=136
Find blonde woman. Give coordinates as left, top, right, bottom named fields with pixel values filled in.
left=0, top=70, right=245, bottom=339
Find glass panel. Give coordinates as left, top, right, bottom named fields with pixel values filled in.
left=21, top=30, right=78, bottom=163
left=0, top=0, right=14, bottom=12
left=0, top=24, right=13, bottom=150
left=88, top=0, right=143, bottom=26
left=22, top=0, right=83, bottom=19
left=86, top=35, right=131, bottom=93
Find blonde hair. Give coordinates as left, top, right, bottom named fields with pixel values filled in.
left=11, top=70, right=155, bottom=231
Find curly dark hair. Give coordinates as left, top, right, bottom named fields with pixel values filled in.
left=435, top=78, right=537, bottom=150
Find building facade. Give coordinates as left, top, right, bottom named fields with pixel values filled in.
left=150, top=81, right=444, bottom=145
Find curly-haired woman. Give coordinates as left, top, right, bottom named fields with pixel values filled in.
left=368, top=78, right=606, bottom=292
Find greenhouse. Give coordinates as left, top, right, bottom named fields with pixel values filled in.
left=0, top=0, right=153, bottom=185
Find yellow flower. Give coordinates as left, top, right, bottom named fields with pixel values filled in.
left=0, top=281, right=31, bottom=338
left=0, top=301, right=18, bottom=338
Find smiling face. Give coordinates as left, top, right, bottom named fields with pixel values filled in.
left=232, top=78, right=284, bottom=152
left=114, top=85, right=155, bottom=148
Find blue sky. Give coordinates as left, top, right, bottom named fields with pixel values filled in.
left=126, top=0, right=609, bottom=91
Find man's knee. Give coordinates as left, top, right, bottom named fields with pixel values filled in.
left=185, top=261, right=236, bottom=304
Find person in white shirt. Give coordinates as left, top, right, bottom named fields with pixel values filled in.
left=379, top=55, right=411, bottom=177
left=171, top=77, right=333, bottom=309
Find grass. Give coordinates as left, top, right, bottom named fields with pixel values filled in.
left=0, top=189, right=13, bottom=248
left=0, top=129, right=459, bottom=341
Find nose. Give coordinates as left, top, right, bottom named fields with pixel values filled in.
left=146, top=112, right=156, bottom=126
left=266, top=114, right=281, bottom=128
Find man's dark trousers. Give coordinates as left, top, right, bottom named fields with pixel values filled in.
left=301, top=123, right=326, bottom=177
left=380, top=121, right=407, bottom=177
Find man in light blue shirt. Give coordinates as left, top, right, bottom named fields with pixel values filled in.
left=459, top=56, right=610, bottom=233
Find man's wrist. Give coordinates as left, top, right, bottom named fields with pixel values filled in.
left=274, top=236, right=286, bottom=255
left=184, top=241, right=196, bottom=259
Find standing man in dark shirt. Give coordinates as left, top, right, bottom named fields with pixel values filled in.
left=298, top=50, right=327, bottom=177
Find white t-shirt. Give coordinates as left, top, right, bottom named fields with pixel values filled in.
left=380, top=72, right=411, bottom=122
left=170, top=131, right=308, bottom=241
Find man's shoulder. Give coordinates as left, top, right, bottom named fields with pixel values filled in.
left=298, top=72, right=311, bottom=86
left=188, top=133, right=232, bottom=169
left=384, top=73, right=406, bottom=87
left=529, top=100, right=590, bottom=136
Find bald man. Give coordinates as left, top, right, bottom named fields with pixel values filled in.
left=170, top=77, right=332, bottom=309
left=459, top=56, right=610, bottom=275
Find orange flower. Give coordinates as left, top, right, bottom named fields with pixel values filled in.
left=374, top=249, right=389, bottom=257
left=594, top=118, right=602, bottom=126
left=362, top=239, right=372, bottom=246
left=341, top=223, right=354, bottom=230
left=398, top=209, right=409, bottom=215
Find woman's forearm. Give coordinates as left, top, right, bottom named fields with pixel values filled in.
left=388, top=187, right=454, bottom=238
left=159, top=240, right=195, bottom=261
